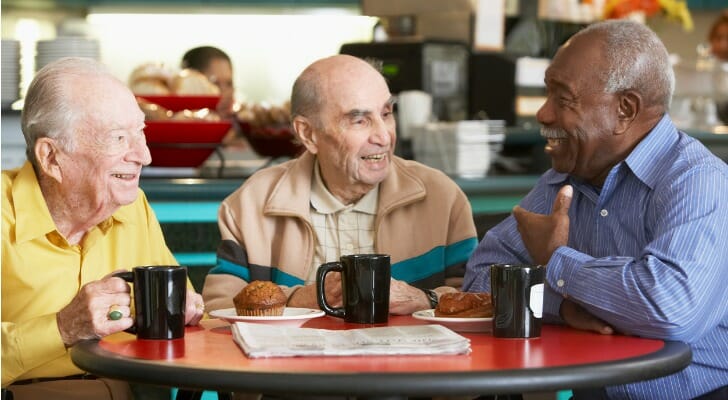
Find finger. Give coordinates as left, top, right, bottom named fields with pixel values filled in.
left=552, top=185, right=573, bottom=215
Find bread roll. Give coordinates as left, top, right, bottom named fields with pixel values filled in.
left=137, top=98, right=171, bottom=120
left=434, top=292, right=493, bottom=318
left=171, top=69, right=220, bottom=96
left=128, top=62, right=175, bottom=93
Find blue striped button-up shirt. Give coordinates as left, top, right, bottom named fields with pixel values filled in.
left=464, top=115, right=728, bottom=399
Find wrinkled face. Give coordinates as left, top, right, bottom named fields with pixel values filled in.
left=56, top=76, right=151, bottom=213
left=313, top=62, right=396, bottom=198
left=711, top=23, right=728, bottom=61
left=536, top=34, right=620, bottom=185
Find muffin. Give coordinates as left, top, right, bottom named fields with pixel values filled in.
left=233, top=280, right=286, bottom=316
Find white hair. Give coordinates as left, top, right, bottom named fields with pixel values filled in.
left=21, top=57, right=114, bottom=166
left=575, top=20, right=675, bottom=110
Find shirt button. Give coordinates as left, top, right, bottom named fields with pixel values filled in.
left=557, top=279, right=565, bottom=287
left=600, top=209, right=608, bottom=217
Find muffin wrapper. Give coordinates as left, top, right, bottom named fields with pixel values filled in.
left=235, top=305, right=285, bottom=317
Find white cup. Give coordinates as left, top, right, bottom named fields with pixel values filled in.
left=398, top=90, right=432, bottom=139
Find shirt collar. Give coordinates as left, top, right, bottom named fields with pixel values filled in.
left=12, top=162, right=135, bottom=243
left=310, top=159, right=379, bottom=215
left=622, top=114, right=678, bottom=190
left=542, top=114, right=677, bottom=191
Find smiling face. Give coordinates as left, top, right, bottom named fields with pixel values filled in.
left=302, top=56, right=396, bottom=204
left=55, top=74, right=151, bottom=214
left=536, top=33, right=622, bottom=186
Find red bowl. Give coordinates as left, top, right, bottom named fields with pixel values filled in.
left=239, top=121, right=304, bottom=158
left=144, top=120, right=231, bottom=167
left=137, top=95, right=221, bottom=112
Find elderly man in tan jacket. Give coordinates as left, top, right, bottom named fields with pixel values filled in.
left=203, top=54, right=478, bottom=316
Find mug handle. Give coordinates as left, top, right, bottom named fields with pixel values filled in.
left=315, top=262, right=345, bottom=318
left=112, top=271, right=137, bottom=334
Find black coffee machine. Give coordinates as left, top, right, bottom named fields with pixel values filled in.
left=340, top=40, right=469, bottom=122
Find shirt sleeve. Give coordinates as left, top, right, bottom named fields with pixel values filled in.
left=547, top=165, right=728, bottom=342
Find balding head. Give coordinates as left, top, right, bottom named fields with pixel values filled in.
left=290, top=55, right=385, bottom=129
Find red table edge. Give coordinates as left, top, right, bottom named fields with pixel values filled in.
left=71, top=336, right=691, bottom=396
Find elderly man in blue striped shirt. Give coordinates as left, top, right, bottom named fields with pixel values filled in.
left=464, top=20, right=728, bottom=400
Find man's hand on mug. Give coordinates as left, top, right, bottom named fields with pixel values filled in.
left=388, top=279, right=430, bottom=315
left=56, top=272, right=132, bottom=347
left=513, top=185, right=572, bottom=266
left=185, top=289, right=205, bottom=325
left=289, top=272, right=342, bottom=310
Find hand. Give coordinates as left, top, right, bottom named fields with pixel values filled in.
left=288, top=273, right=342, bottom=310
left=388, top=279, right=430, bottom=315
left=56, top=270, right=133, bottom=347
left=513, top=185, right=573, bottom=265
left=560, top=298, right=614, bottom=335
left=185, top=289, right=205, bottom=326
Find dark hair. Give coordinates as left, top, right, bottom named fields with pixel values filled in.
left=709, top=10, right=728, bottom=41
left=181, top=46, right=231, bottom=71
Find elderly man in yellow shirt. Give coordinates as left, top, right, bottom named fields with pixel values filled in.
left=1, top=57, right=205, bottom=399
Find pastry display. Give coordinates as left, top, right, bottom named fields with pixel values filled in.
left=434, top=292, right=493, bottom=318
left=233, top=280, right=287, bottom=317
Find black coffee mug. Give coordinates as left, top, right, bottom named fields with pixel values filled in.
left=114, top=266, right=187, bottom=340
left=316, top=254, right=391, bottom=324
left=490, top=264, right=544, bottom=338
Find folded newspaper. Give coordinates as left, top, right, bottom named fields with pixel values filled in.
left=232, top=322, right=471, bottom=358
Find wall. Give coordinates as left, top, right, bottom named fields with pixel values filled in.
left=1, top=5, right=378, bottom=105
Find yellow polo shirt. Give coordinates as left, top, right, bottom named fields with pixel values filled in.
left=1, top=162, right=177, bottom=386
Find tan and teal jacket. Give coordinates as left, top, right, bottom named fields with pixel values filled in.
left=202, top=152, right=477, bottom=311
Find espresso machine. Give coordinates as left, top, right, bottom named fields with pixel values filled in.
left=339, top=40, right=469, bottom=122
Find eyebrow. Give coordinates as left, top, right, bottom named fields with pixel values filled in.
left=343, top=96, right=397, bottom=118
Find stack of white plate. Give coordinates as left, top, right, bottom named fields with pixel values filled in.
left=35, top=37, right=100, bottom=72
left=412, top=120, right=505, bottom=179
left=2, top=39, right=20, bottom=108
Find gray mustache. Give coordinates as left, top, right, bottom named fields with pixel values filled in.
left=540, top=126, right=568, bottom=139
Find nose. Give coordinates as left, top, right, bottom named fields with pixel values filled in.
left=127, top=134, right=152, bottom=166
left=536, top=97, right=554, bottom=126
left=370, top=116, right=393, bottom=148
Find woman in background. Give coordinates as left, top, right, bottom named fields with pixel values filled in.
left=709, top=11, right=728, bottom=62
left=182, top=46, right=247, bottom=148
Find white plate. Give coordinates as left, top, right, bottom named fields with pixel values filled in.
left=412, top=309, right=492, bottom=333
left=209, top=307, right=325, bottom=327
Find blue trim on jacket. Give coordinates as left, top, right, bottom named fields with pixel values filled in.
left=211, top=237, right=477, bottom=286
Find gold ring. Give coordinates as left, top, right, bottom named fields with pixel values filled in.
left=108, top=305, right=122, bottom=321
left=196, top=303, right=205, bottom=311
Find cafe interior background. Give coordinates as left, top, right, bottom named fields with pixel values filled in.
left=1, top=0, right=727, bottom=291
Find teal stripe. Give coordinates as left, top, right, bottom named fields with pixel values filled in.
left=208, top=258, right=304, bottom=287
left=174, top=252, right=216, bottom=266
left=209, top=258, right=250, bottom=281
left=270, top=270, right=305, bottom=287
left=392, top=238, right=477, bottom=283
left=445, top=237, right=478, bottom=266
left=150, top=202, right=219, bottom=223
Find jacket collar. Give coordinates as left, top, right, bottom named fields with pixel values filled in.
left=265, top=152, right=426, bottom=218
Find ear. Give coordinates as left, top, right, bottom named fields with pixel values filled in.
left=292, top=115, right=319, bottom=154
left=615, top=90, right=640, bottom=135
left=34, top=138, right=64, bottom=183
